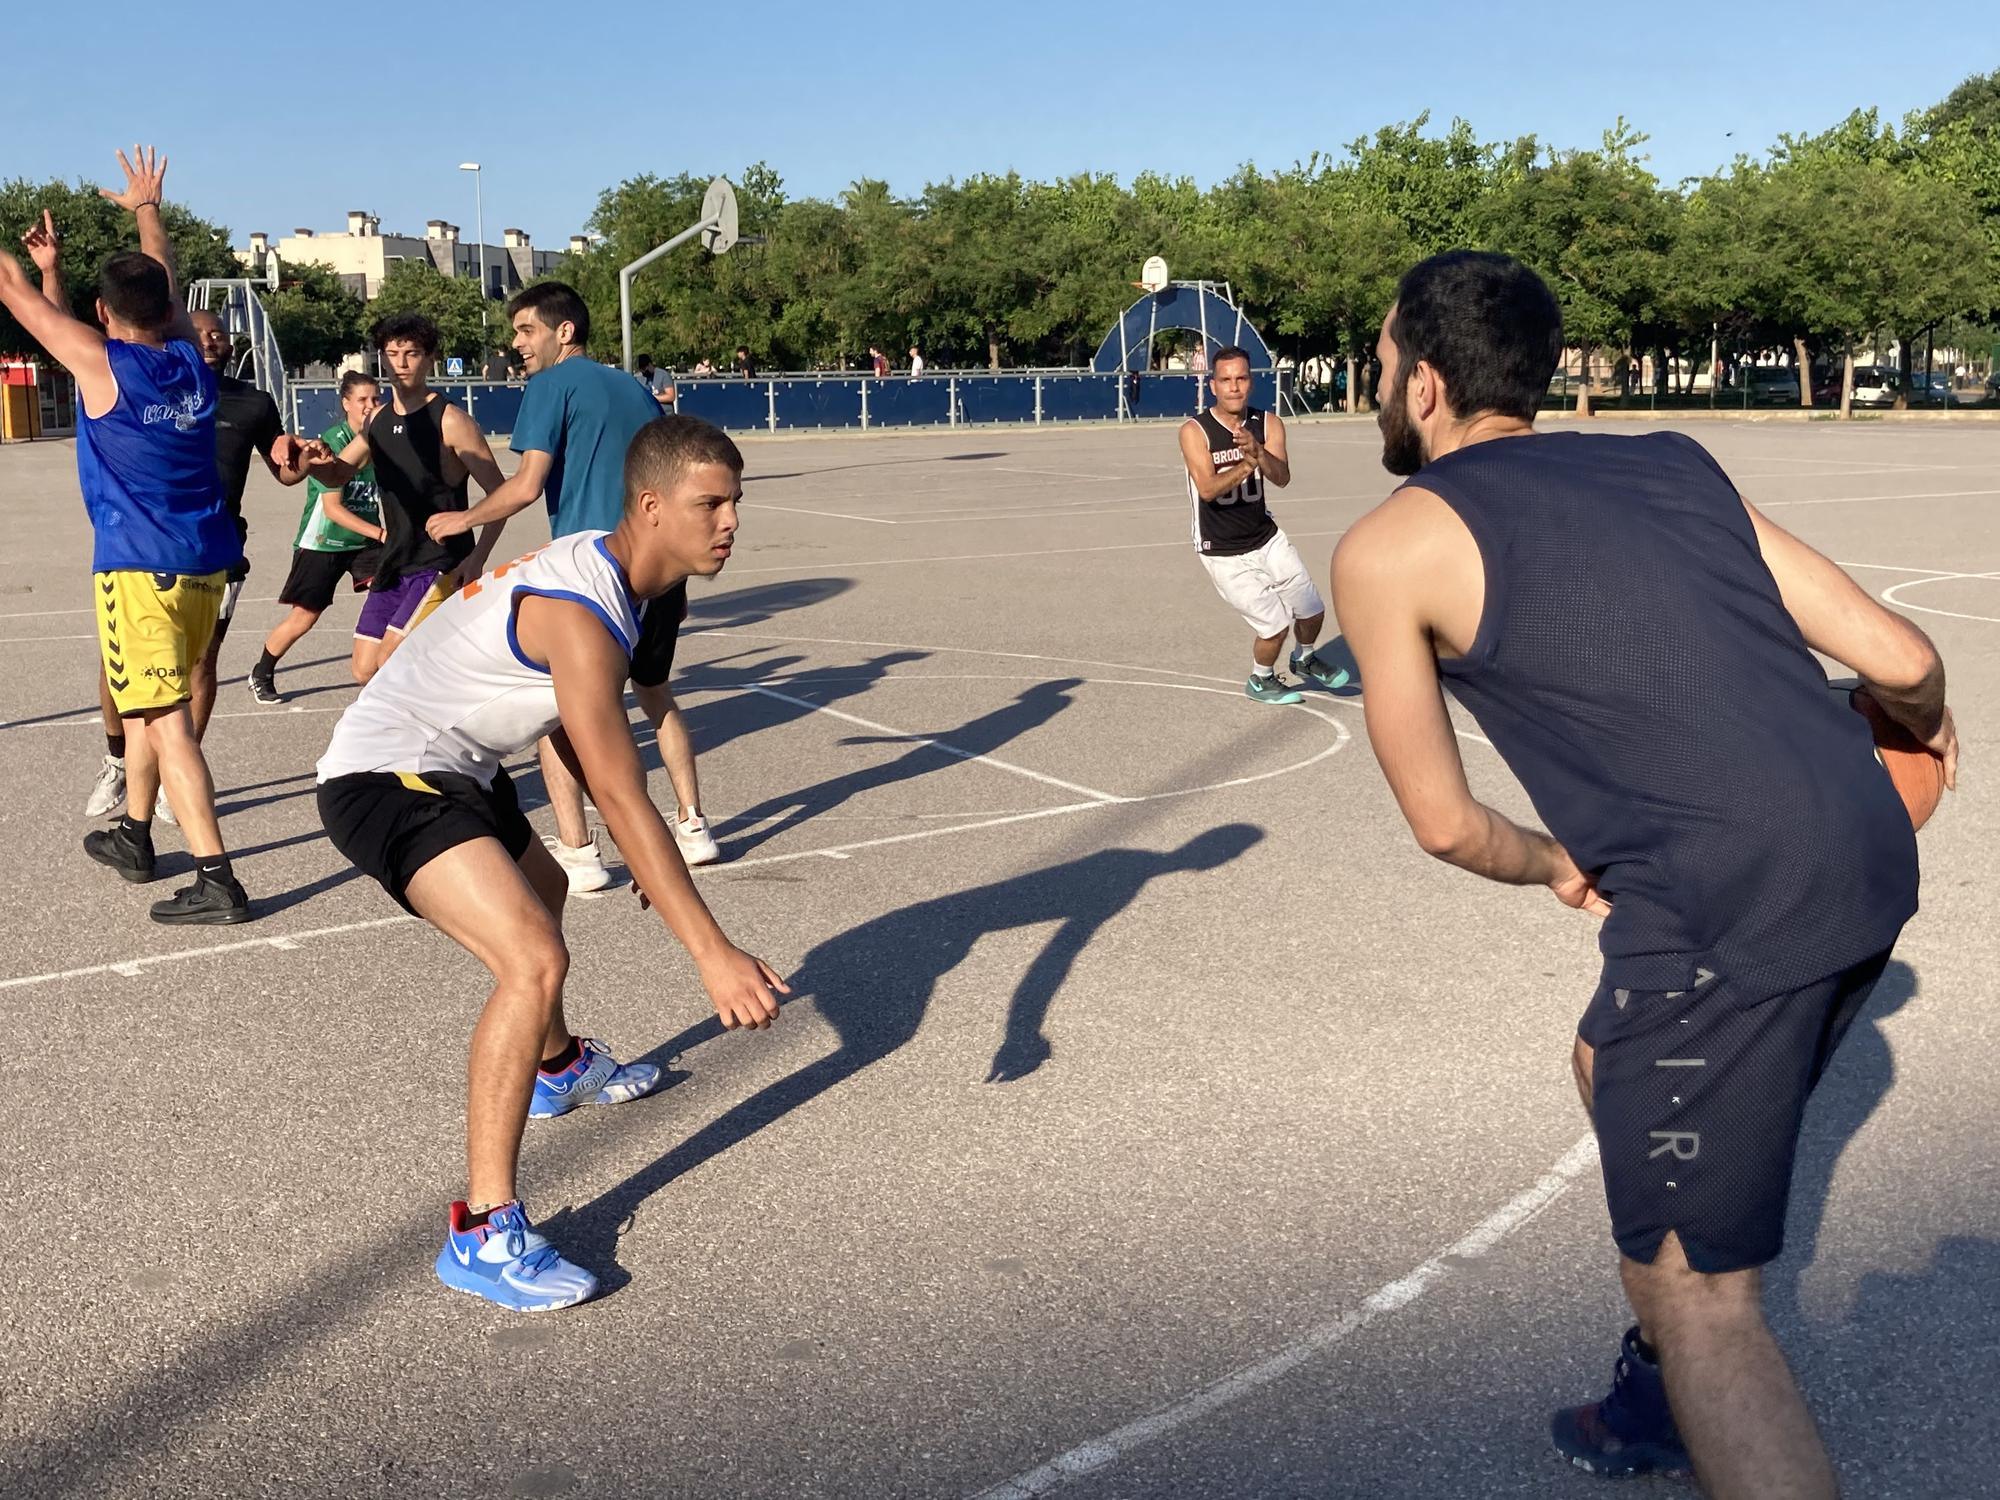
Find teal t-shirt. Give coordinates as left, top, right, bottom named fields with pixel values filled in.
left=510, top=355, right=661, bottom=537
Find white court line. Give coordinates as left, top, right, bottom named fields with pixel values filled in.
left=722, top=527, right=1350, bottom=577
left=1742, top=455, right=1959, bottom=471
left=969, top=1134, right=1601, bottom=1499
left=0, top=633, right=97, bottom=643
left=1762, top=487, right=2000, bottom=509
left=742, top=684, right=1128, bottom=803
left=0, top=592, right=286, bottom=621
left=749, top=501, right=898, bottom=525
left=1879, top=572, right=2000, bottom=625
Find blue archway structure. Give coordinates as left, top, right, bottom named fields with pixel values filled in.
left=1090, top=281, right=1277, bottom=417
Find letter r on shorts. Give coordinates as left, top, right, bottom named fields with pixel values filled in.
left=1648, top=1131, right=1701, bottom=1161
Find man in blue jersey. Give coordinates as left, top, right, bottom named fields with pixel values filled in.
left=1332, top=251, right=1957, bottom=1497
left=426, top=282, right=722, bottom=891
left=0, top=147, right=274, bottom=924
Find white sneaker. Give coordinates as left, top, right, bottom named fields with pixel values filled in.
left=545, top=834, right=612, bottom=893
left=674, top=812, right=722, bottom=867
left=154, top=787, right=178, bottom=826
left=85, top=755, right=126, bottom=817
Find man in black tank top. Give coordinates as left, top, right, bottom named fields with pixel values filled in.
left=302, top=313, right=510, bottom=684
left=1178, top=346, right=1346, bottom=703
left=1332, top=252, right=1958, bottom=1493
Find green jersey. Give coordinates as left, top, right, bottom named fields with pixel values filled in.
left=293, top=421, right=381, bottom=551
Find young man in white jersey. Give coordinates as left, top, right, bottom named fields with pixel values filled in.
left=1179, top=346, right=1347, bottom=704
left=315, top=414, right=786, bottom=1311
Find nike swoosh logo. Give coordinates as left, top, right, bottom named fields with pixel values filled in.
left=452, top=1242, right=472, bottom=1267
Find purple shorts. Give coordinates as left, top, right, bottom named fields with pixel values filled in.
left=355, top=569, right=449, bottom=642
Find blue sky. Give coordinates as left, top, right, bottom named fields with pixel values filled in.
left=10, top=2, right=1987, bottom=248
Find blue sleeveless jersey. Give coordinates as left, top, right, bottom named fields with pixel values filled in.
left=1418, top=430, right=1917, bottom=998
left=77, top=339, right=238, bottom=575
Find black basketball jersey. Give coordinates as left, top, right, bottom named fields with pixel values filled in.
left=366, top=393, right=472, bottom=588
left=1186, top=407, right=1278, bottom=555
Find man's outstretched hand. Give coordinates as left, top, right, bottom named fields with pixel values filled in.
left=99, top=146, right=168, bottom=214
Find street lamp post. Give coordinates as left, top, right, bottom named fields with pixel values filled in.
left=459, top=162, right=487, bottom=335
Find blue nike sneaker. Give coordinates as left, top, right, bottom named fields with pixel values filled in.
left=435, top=1201, right=598, bottom=1311
left=529, top=1037, right=662, bottom=1120
left=1551, top=1326, right=1692, bottom=1478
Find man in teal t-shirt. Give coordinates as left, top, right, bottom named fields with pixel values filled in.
left=248, top=372, right=383, bottom=703
left=424, top=281, right=721, bottom=889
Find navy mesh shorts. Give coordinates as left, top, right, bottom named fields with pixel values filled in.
left=1579, top=950, right=1893, bottom=1274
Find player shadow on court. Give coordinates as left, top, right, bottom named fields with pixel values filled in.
left=705, top=677, right=1087, bottom=857
left=661, top=648, right=931, bottom=761
left=683, top=576, right=852, bottom=632
left=1764, top=958, right=1919, bottom=1336
left=546, top=822, right=1264, bottom=1292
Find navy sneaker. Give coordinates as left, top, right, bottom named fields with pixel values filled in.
left=529, top=1037, right=662, bottom=1119
left=435, top=1201, right=597, bottom=1312
left=1551, top=1326, right=1692, bottom=1478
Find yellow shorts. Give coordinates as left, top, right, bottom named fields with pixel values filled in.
left=95, top=569, right=226, bottom=715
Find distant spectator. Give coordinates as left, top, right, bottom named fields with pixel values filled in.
left=633, top=353, right=674, bottom=407
left=869, top=345, right=889, bottom=378
left=1188, top=344, right=1208, bottom=376
left=908, top=345, right=924, bottom=379
left=692, top=357, right=715, bottom=376
left=735, top=346, right=756, bottom=380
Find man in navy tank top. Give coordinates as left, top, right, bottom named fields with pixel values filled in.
left=1331, top=251, right=1957, bottom=1495
left=0, top=147, right=258, bottom=924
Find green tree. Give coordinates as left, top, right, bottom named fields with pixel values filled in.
left=368, top=258, right=494, bottom=365
left=0, top=176, right=236, bottom=358
left=1475, top=124, right=1679, bottom=413
left=262, top=260, right=367, bottom=374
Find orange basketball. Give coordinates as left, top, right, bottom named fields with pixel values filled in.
left=1847, top=687, right=1946, bottom=831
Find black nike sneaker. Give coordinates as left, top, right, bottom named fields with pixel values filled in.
left=150, top=872, right=251, bottom=925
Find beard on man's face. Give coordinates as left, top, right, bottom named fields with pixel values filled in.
left=1377, top=382, right=1426, bottom=476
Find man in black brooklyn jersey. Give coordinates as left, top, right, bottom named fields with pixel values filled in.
left=1179, top=346, right=1347, bottom=703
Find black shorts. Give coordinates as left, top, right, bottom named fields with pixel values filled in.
left=317, top=766, right=533, bottom=915
left=630, top=580, right=689, bottom=689
left=1580, top=950, right=1893, bottom=1273
left=279, top=547, right=380, bottom=612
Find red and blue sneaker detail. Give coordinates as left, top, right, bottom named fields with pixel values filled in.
left=529, top=1037, right=662, bottom=1120
left=435, top=1201, right=598, bottom=1311
left=1551, top=1325, right=1693, bottom=1478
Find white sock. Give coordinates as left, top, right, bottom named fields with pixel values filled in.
left=1294, top=640, right=1318, bottom=663
left=1252, top=663, right=1275, bottom=679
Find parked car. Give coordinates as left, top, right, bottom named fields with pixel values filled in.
left=1744, top=367, right=1801, bottom=405
left=1848, top=366, right=1901, bottom=408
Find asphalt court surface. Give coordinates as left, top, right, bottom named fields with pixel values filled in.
left=1, top=416, right=1995, bottom=1498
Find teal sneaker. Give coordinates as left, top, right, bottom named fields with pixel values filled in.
left=1290, top=646, right=1352, bottom=691
left=1245, top=673, right=1304, bottom=705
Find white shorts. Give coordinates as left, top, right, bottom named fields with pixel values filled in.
left=1199, top=530, right=1325, bottom=639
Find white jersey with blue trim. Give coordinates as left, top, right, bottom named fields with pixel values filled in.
left=317, top=531, right=642, bottom=787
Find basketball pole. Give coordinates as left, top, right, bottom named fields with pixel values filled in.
left=619, top=178, right=741, bottom=373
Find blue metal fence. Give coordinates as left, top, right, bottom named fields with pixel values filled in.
left=290, top=368, right=1281, bottom=438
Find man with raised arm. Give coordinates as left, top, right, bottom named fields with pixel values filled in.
left=316, top=413, right=786, bottom=1310
left=0, top=149, right=264, bottom=924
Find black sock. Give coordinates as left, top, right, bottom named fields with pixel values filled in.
left=107, top=735, right=124, bottom=760
left=253, top=649, right=278, bottom=680
left=539, top=1038, right=582, bottom=1075
left=197, top=854, right=234, bottom=882
left=1634, top=1332, right=1661, bottom=1365
left=461, top=1204, right=495, bottom=1230
left=118, top=815, right=152, bottom=842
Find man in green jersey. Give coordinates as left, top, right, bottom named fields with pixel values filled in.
left=247, top=371, right=383, bottom=703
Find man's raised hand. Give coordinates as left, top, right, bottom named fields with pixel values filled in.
left=21, top=211, right=60, bottom=276
left=99, top=145, right=168, bottom=214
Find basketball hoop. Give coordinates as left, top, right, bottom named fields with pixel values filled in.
left=1132, top=255, right=1169, bottom=294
